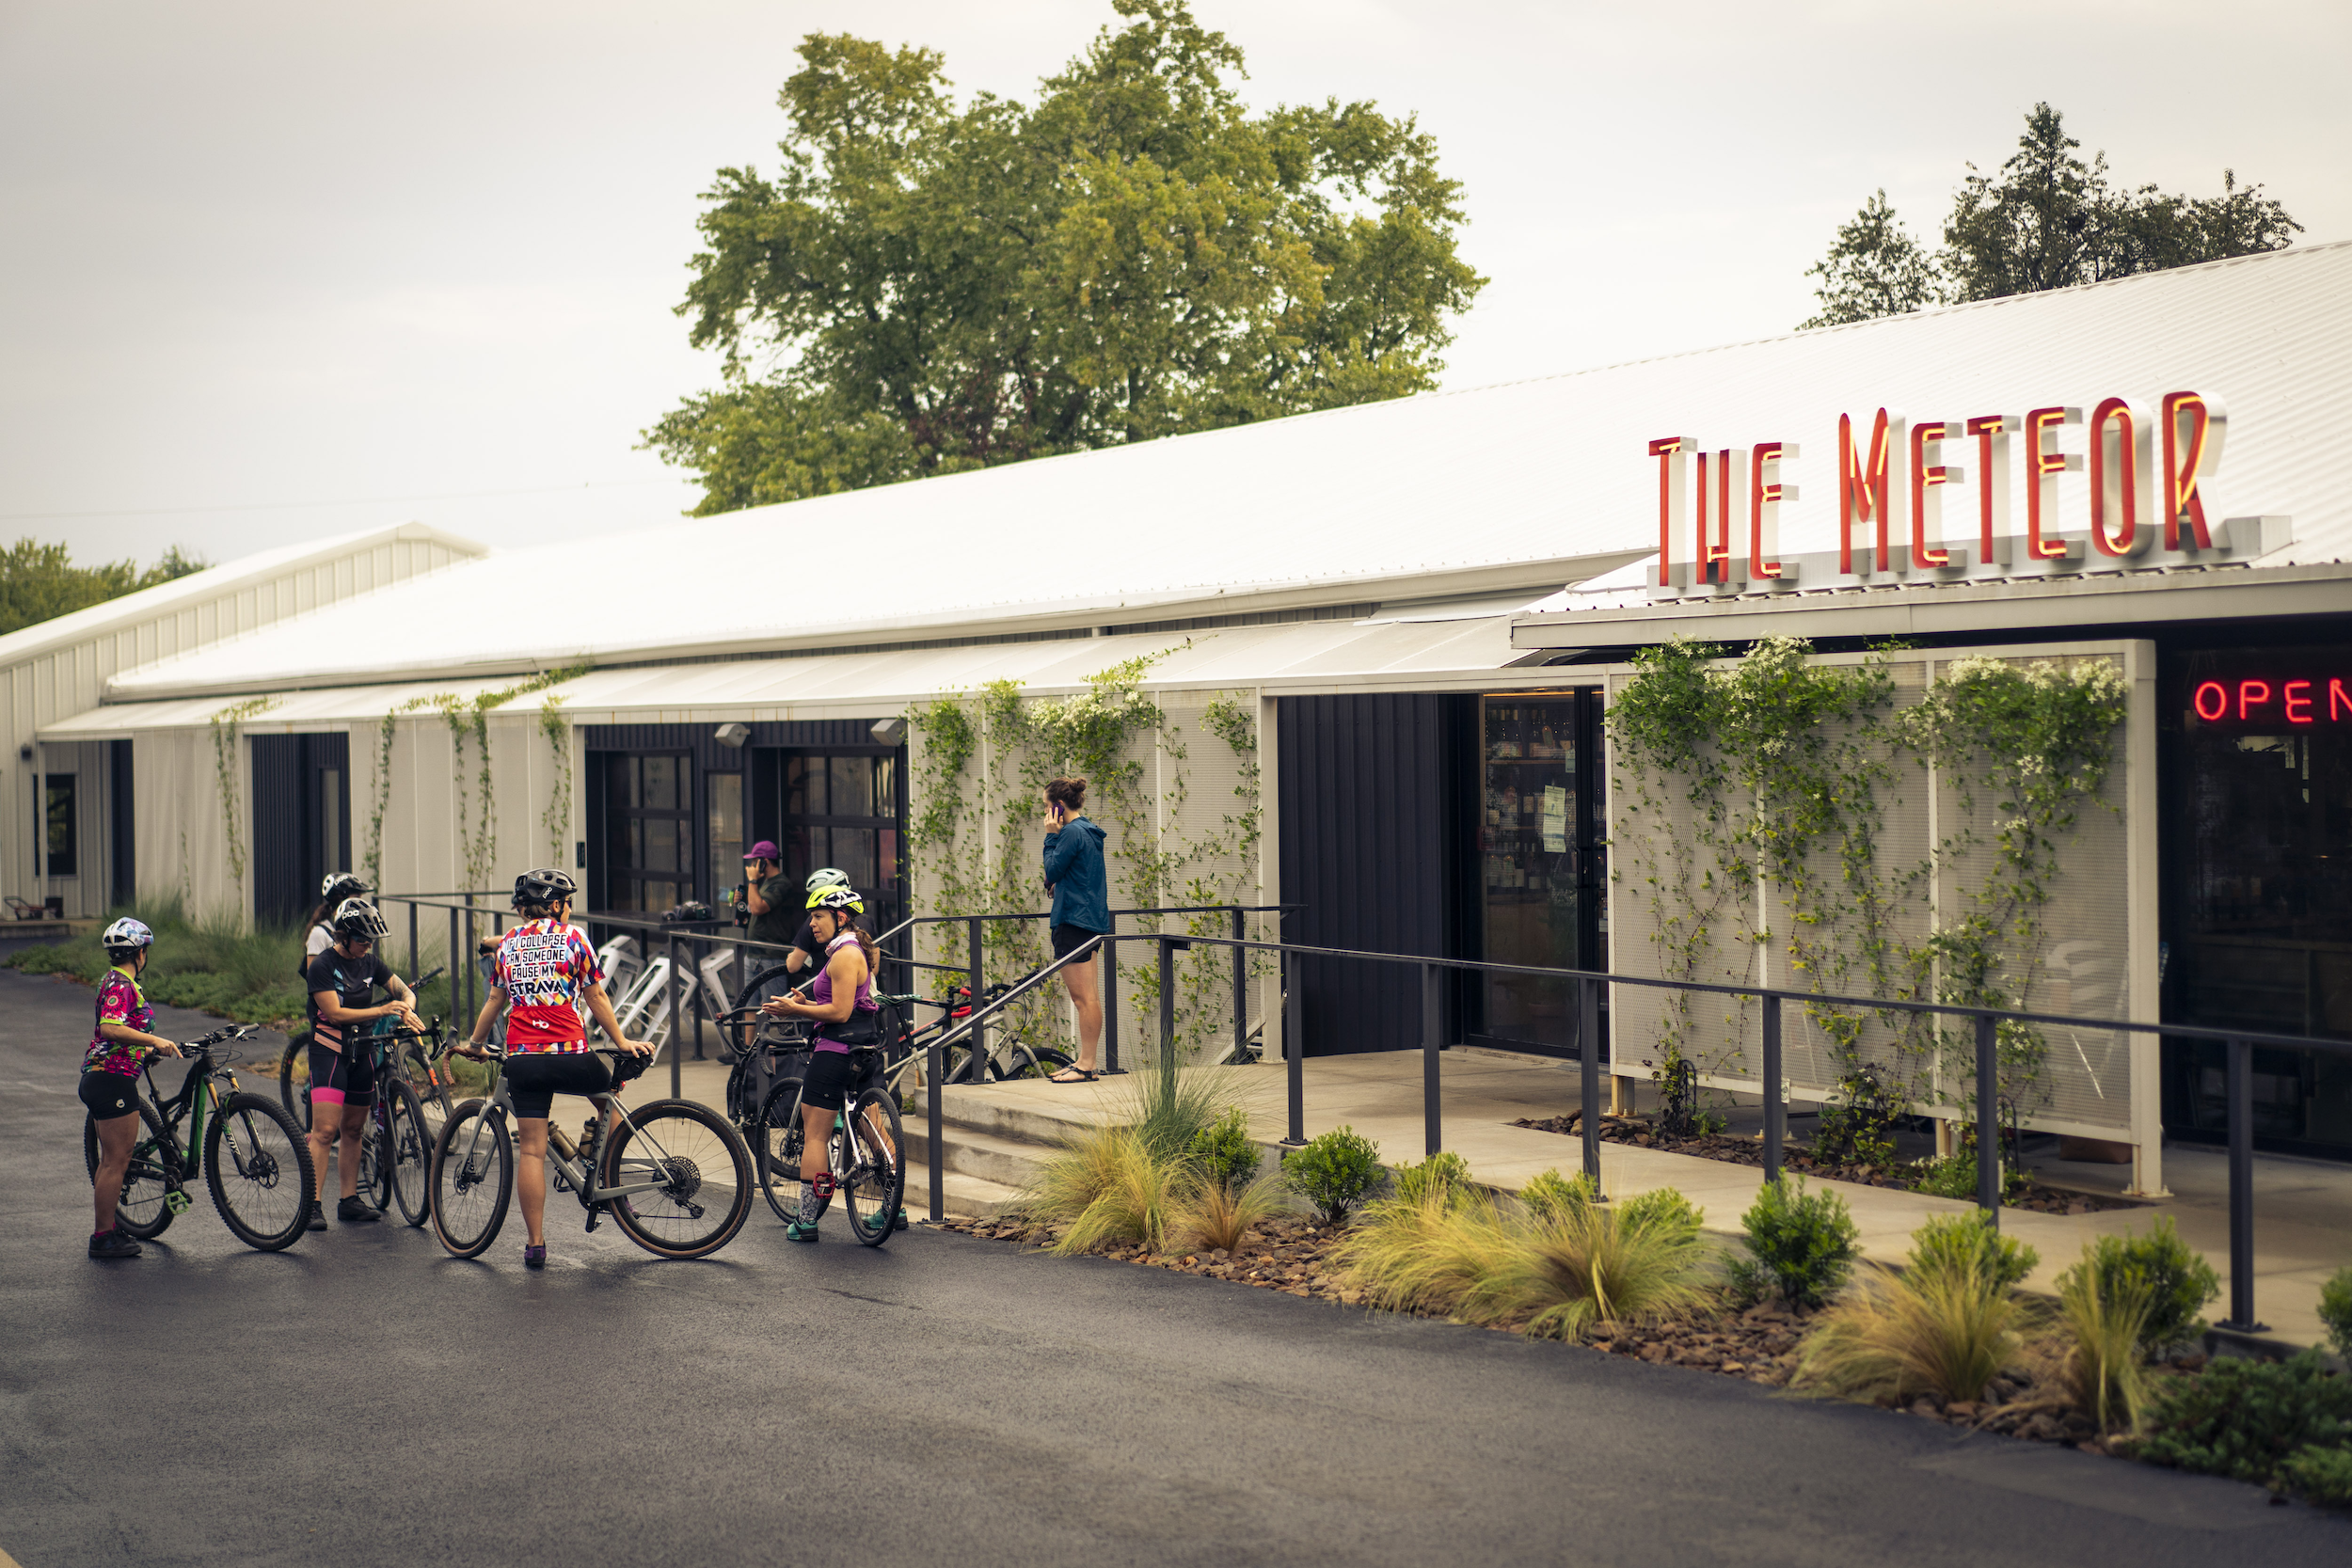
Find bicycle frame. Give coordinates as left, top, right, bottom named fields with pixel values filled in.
left=447, top=1066, right=688, bottom=1210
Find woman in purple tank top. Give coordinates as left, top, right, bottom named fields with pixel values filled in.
left=759, top=886, right=887, bottom=1242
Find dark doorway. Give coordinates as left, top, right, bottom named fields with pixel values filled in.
left=109, top=739, right=134, bottom=910
left=250, top=733, right=352, bottom=927
left=597, top=752, right=696, bottom=914
left=750, top=748, right=906, bottom=939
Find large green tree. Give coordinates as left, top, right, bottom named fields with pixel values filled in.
left=1800, top=103, right=2299, bottom=328
left=644, top=0, right=1486, bottom=515
left=0, top=541, right=206, bottom=637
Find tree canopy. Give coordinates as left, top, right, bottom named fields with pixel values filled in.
left=643, top=0, right=1486, bottom=515
left=1802, top=104, right=2299, bottom=329
left=0, top=540, right=207, bottom=637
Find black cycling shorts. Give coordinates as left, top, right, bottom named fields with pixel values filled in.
left=501, top=1051, right=647, bottom=1119
left=79, top=1071, right=140, bottom=1122
left=1052, top=923, right=1105, bottom=961
left=309, top=1040, right=377, bottom=1108
left=801, top=1049, right=856, bottom=1112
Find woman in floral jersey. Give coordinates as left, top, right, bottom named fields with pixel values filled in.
left=82, top=918, right=182, bottom=1259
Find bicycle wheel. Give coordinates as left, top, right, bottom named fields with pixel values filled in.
left=755, top=1077, right=815, bottom=1226
left=838, top=1087, right=906, bottom=1247
left=999, top=1045, right=1074, bottom=1081
left=204, top=1092, right=316, bottom=1252
left=384, top=1079, right=434, bottom=1227
left=280, top=1040, right=311, bottom=1132
left=601, top=1098, right=754, bottom=1259
left=356, top=1103, right=393, bottom=1214
left=84, top=1096, right=178, bottom=1241
left=430, top=1100, right=512, bottom=1259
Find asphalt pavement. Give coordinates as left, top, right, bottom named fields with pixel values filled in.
left=1, top=966, right=2343, bottom=1567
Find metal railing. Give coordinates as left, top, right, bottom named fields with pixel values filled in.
left=920, top=924, right=2346, bottom=1339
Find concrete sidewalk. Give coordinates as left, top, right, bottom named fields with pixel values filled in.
left=913, top=1046, right=2351, bottom=1352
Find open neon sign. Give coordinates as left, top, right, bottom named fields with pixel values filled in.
left=2191, top=678, right=2352, bottom=727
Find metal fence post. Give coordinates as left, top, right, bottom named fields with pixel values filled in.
left=1976, top=1014, right=1999, bottom=1225
left=1282, top=952, right=1305, bottom=1146
left=408, top=902, right=420, bottom=985
left=1231, top=907, right=1248, bottom=1063
left=447, top=906, right=460, bottom=1026
left=927, top=1038, right=945, bottom=1225
left=1422, top=962, right=1442, bottom=1158
left=1157, top=937, right=1177, bottom=1069
left=1761, top=993, right=1784, bottom=1183
left=2220, top=1036, right=2265, bottom=1331
left=967, top=917, right=984, bottom=1073
left=1102, top=930, right=1121, bottom=1075
left=1579, top=975, right=1602, bottom=1192
left=666, top=930, right=682, bottom=1100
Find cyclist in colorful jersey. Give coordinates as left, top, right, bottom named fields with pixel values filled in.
left=305, top=897, right=421, bottom=1228
left=759, top=885, right=888, bottom=1243
left=83, top=918, right=182, bottom=1259
left=457, top=868, right=652, bottom=1269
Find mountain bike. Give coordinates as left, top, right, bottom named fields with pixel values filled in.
left=345, top=1019, right=462, bottom=1227
left=427, top=1043, right=755, bottom=1261
left=278, top=966, right=443, bottom=1132
left=751, top=1048, right=905, bottom=1247
left=82, top=1024, right=316, bottom=1252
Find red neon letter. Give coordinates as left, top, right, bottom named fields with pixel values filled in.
left=2285, top=681, right=2314, bottom=724
left=1911, top=420, right=1955, bottom=567
left=1966, top=414, right=2014, bottom=567
left=2024, top=405, right=2080, bottom=561
left=2160, top=390, right=2226, bottom=551
left=2333, top=679, right=2352, bottom=721
left=2192, top=681, right=2228, bottom=721
left=2088, top=396, right=2149, bottom=558
left=2239, top=680, right=2271, bottom=720
left=1838, top=409, right=1895, bottom=574
left=1648, top=436, right=1689, bottom=588
left=1750, top=441, right=1794, bottom=579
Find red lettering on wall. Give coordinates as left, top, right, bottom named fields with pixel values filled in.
left=2087, top=397, right=2146, bottom=558
left=1911, top=420, right=1954, bottom=567
left=1649, top=436, right=1689, bottom=588
left=2239, top=680, right=2272, bottom=720
left=1965, top=414, right=2013, bottom=568
left=2333, top=680, right=2352, bottom=721
left=2193, top=681, right=2228, bottom=721
left=1749, top=441, right=1790, bottom=579
left=2025, top=405, right=2080, bottom=560
left=2161, top=391, right=2215, bottom=551
left=1838, top=409, right=1893, bottom=574
left=2285, top=681, right=2314, bottom=724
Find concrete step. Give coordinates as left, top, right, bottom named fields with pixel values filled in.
left=901, top=1165, right=1025, bottom=1221
left=900, top=1119, right=1051, bottom=1190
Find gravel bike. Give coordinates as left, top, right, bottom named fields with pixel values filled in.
left=82, top=1024, right=316, bottom=1252
left=752, top=1049, right=906, bottom=1247
left=427, top=1043, right=755, bottom=1261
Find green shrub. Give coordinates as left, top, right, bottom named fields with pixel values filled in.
left=2060, top=1215, right=2220, bottom=1356
left=2317, top=1266, right=2352, bottom=1362
left=1736, top=1176, right=1858, bottom=1309
left=1907, top=1149, right=2026, bottom=1201
left=2130, top=1351, right=2352, bottom=1488
left=1908, top=1210, right=2039, bottom=1292
left=1392, top=1151, right=1473, bottom=1207
left=1614, top=1186, right=1704, bottom=1245
left=1521, top=1168, right=1597, bottom=1224
left=1185, top=1106, right=1261, bottom=1193
left=1281, top=1126, right=1384, bottom=1226
left=2283, top=1443, right=2352, bottom=1507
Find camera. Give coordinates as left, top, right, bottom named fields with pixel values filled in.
left=729, top=883, right=751, bottom=927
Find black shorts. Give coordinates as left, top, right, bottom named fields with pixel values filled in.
left=1052, top=923, right=1105, bottom=961
left=501, top=1052, right=613, bottom=1120
left=79, top=1072, right=141, bottom=1122
left=310, top=1041, right=377, bottom=1108
left=801, top=1049, right=856, bottom=1112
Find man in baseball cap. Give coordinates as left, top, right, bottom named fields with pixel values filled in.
left=742, top=842, right=793, bottom=957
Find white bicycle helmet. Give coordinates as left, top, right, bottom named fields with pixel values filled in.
left=103, top=917, right=155, bottom=957
left=804, top=866, right=850, bottom=894
left=320, top=870, right=372, bottom=905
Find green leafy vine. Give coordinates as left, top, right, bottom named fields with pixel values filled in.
left=208, top=695, right=280, bottom=895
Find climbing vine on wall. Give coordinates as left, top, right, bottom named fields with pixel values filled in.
left=539, top=691, right=574, bottom=863
left=208, top=695, right=280, bottom=898
left=1608, top=636, right=2127, bottom=1119
left=361, top=665, right=589, bottom=893
left=903, top=645, right=1269, bottom=1060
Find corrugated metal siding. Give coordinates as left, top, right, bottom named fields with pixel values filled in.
left=1277, top=694, right=1473, bottom=1055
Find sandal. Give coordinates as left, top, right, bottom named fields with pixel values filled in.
left=1047, top=1066, right=1100, bottom=1085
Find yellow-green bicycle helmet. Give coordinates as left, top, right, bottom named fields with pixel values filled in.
left=806, top=885, right=865, bottom=914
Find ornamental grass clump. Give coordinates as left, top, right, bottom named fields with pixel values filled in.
left=2051, top=1254, right=2155, bottom=1433
left=1336, top=1186, right=1521, bottom=1320
left=1520, top=1168, right=1597, bottom=1223
left=1169, top=1174, right=1283, bottom=1254
left=1477, top=1189, right=1713, bottom=1340
left=1391, top=1151, right=1473, bottom=1207
left=1793, top=1255, right=2022, bottom=1406
left=1021, top=1066, right=1245, bottom=1255
left=2065, top=1215, right=2220, bottom=1357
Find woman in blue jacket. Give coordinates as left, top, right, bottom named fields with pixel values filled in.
left=1041, top=776, right=1109, bottom=1083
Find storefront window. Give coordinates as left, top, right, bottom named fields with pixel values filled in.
left=779, top=752, right=903, bottom=935
left=707, top=772, right=742, bottom=911
left=2165, top=645, right=2352, bottom=1153
left=43, top=774, right=76, bottom=878
left=1476, top=694, right=1602, bottom=1053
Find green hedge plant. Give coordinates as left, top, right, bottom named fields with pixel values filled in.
left=2317, top=1265, right=2352, bottom=1362
left=1186, top=1106, right=1261, bottom=1193
left=1734, top=1176, right=1859, bottom=1309
left=1281, top=1126, right=1383, bottom=1226
left=1521, top=1168, right=1597, bottom=1224
left=1391, top=1151, right=1473, bottom=1207
left=1909, top=1210, right=2038, bottom=1293
left=2129, top=1351, right=2352, bottom=1490
left=2058, top=1215, right=2220, bottom=1357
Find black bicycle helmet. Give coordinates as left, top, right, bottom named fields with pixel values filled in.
left=320, top=870, right=373, bottom=906
left=330, top=897, right=390, bottom=941
left=513, top=868, right=579, bottom=910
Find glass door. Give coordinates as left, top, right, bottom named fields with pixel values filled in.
left=1475, top=692, right=1604, bottom=1055
left=602, top=752, right=695, bottom=912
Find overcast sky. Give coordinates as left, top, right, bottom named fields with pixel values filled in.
left=4, top=0, right=2345, bottom=569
